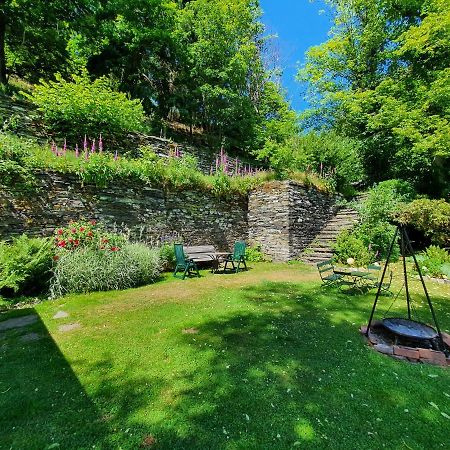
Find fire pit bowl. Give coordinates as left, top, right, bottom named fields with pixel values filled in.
left=382, top=318, right=438, bottom=341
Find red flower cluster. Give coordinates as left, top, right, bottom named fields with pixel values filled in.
left=53, top=219, right=124, bottom=256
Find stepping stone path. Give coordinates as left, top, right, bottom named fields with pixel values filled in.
left=0, top=315, right=38, bottom=331
left=58, top=323, right=81, bottom=332
left=20, top=332, right=42, bottom=343
left=53, top=311, right=69, bottom=319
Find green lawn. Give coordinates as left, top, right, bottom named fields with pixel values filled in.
left=0, top=263, right=449, bottom=449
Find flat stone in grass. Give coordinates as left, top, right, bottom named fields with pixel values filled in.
left=53, top=311, right=69, bottom=319
left=0, top=315, right=38, bottom=331
left=182, top=328, right=199, bottom=334
left=20, top=332, right=42, bottom=343
left=58, top=323, right=81, bottom=332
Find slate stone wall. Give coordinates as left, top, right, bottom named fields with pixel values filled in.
left=0, top=174, right=337, bottom=260
left=0, top=170, right=247, bottom=251
left=249, top=181, right=338, bottom=261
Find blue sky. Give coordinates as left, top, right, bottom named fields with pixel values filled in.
left=259, top=0, right=332, bottom=111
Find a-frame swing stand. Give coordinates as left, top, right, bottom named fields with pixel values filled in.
left=365, top=224, right=446, bottom=352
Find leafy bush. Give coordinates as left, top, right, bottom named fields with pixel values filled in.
left=50, top=243, right=161, bottom=297
left=159, top=243, right=176, bottom=271
left=415, top=246, right=450, bottom=279
left=25, top=73, right=146, bottom=145
left=358, top=179, right=416, bottom=224
left=396, top=199, right=450, bottom=246
left=0, top=235, right=53, bottom=296
left=335, top=179, right=416, bottom=264
left=333, top=230, right=374, bottom=266
left=245, top=244, right=269, bottom=262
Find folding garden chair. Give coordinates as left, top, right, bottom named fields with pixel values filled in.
left=223, top=241, right=247, bottom=273
left=317, top=259, right=343, bottom=287
left=173, top=243, right=200, bottom=279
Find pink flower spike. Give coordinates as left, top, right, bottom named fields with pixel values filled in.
left=63, top=138, right=67, bottom=155
left=75, top=144, right=79, bottom=158
left=91, top=138, right=96, bottom=154
left=83, top=135, right=88, bottom=152
left=99, top=134, right=103, bottom=153
left=114, top=150, right=118, bottom=161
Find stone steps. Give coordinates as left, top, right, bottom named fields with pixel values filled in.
left=300, top=204, right=360, bottom=264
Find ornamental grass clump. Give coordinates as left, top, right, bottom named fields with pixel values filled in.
left=50, top=244, right=161, bottom=297
left=50, top=220, right=161, bottom=297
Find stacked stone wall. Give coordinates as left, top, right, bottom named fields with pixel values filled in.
left=0, top=171, right=247, bottom=251
left=0, top=174, right=338, bottom=259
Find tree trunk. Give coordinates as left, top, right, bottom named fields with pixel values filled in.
left=0, top=0, right=7, bottom=84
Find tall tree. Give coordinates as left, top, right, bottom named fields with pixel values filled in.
left=299, top=0, right=449, bottom=195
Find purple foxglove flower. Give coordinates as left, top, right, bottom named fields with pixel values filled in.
left=99, top=134, right=103, bottom=153
left=75, top=144, right=79, bottom=158
left=114, top=150, right=118, bottom=161
left=63, top=138, right=67, bottom=155
left=91, top=138, right=96, bottom=154
left=83, top=135, right=88, bottom=152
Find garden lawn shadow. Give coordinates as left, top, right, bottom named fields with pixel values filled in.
left=0, top=309, right=110, bottom=449
left=139, top=282, right=449, bottom=449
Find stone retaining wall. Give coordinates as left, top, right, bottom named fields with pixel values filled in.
left=249, top=181, right=338, bottom=261
left=0, top=174, right=338, bottom=259
left=0, top=171, right=247, bottom=250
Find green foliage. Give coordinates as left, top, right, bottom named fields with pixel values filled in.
left=396, top=198, right=450, bottom=246
left=25, top=73, right=146, bottom=144
left=50, top=242, right=161, bottom=297
left=300, top=0, right=450, bottom=196
left=415, top=245, right=450, bottom=278
left=53, top=220, right=125, bottom=253
left=0, top=132, right=272, bottom=196
left=245, top=244, right=269, bottom=262
left=358, top=180, right=416, bottom=225
left=334, top=180, right=413, bottom=263
left=0, top=235, right=53, bottom=296
left=333, top=230, right=374, bottom=266
left=159, top=243, right=176, bottom=271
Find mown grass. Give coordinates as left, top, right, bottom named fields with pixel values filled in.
left=0, top=263, right=449, bottom=449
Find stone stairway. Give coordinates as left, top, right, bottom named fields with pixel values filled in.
left=300, top=206, right=360, bottom=264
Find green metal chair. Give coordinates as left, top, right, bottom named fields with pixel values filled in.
left=173, top=244, right=200, bottom=279
left=317, top=259, right=343, bottom=287
left=365, top=264, right=381, bottom=285
left=224, top=241, right=247, bottom=273
left=370, top=270, right=394, bottom=296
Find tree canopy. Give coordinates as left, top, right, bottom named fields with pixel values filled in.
left=299, top=0, right=450, bottom=196
left=1, top=0, right=295, bottom=155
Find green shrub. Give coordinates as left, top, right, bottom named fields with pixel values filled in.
left=50, top=243, right=161, bottom=297
left=0, top=235, right=53, bottom=296
left=415, top=246, right=450, bottom=279
left=0, top=133, right=269, bottom=196
left=396, top=199, right=450, bottom=246
left=355, top=222, right=400, bottom=261
left=358, top=179, right=416, bottom=224
left=159, top=243, right=176, bottom=271
left=25, top=73, right=146, bottom=145
left=245, top=244, right=269, bottom=262
left=337, top=179, right=415, bottom=263
left=333, top=230, right=374, bottom=266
